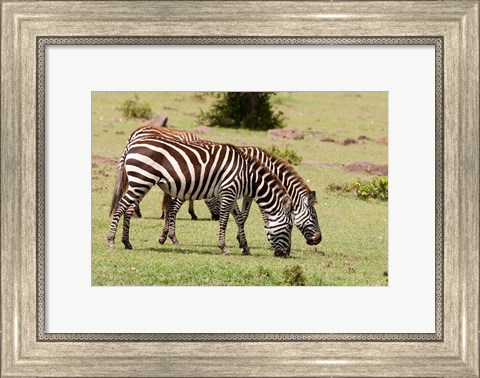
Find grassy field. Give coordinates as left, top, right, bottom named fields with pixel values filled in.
left=92, top=92, right=388, bottom=286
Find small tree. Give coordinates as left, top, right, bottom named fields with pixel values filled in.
left=199, top=92, right=285, bottom=130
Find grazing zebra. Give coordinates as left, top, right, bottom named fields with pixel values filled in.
left=108, top=137, right=293, bottom=256
left=161, top=146, right=322, bottom=253
left=236, top=147, right=322, bottom=246
left=127, top=126, right=219, bottom=221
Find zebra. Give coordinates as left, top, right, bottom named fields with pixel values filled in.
left=126, top=126, right=219, bottom=221
left=129, top=126, right=321, bottom=251
left=160, top=146, right=322, bottom=254
left=236, top=147, right=322, bottom=246
left=108, top=136, right=294, bottom=257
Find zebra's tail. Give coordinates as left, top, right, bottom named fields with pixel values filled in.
left=109, top=149, right=129, bottom=217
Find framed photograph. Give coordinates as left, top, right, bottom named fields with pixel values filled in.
left=1, top=1, right=478, bottom=377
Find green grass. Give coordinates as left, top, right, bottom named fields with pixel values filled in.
left=92, top=92, right=388, bottom=286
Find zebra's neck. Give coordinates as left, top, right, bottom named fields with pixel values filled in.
left=240, top=147, right=310, bottom=206
left=243, top=155, right=289, bottom=212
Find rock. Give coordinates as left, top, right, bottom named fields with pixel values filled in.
left=320, top=137, right=336, bottom=143
left=356, top=135, right=372, bottom=143
left=142, top=115, right=169, bottom=127
left=342, top=161, right=388, bottom=176
left=376, top=136, right=388, bottom=146
left=193, top=125, right=212, bottom=134
left=341, top=138, right=358, bottom=145
left=267, top=128, right=304, bottom=140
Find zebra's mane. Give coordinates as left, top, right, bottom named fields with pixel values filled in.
left=234, top=147, right=290, bottom=195
left=251, top=147, right=314, bottom=200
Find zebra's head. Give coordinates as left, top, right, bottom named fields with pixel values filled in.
left=294, top=190, right=322, bottom=245
left=264, top=196, right=293, bottom=257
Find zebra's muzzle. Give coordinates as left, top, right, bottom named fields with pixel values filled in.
left=307, top=231, right=322, bottom=245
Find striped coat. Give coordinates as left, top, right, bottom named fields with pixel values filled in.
left=130, top=127, right=321, bottom=253
left=163, top=146, right=322, bottom=254
left=108, top=136, right=293, bottom=256
left=127, top=126, right=219, bottom=220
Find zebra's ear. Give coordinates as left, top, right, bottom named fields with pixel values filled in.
left=309, top=191, right=317, bottom=204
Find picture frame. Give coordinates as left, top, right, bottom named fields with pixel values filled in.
left=1, top=1, right=478, bottom=376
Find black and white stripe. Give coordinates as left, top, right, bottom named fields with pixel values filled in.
left=237, top=147, right=321, bottom=245
left=127, top=126, right=218, bottom=220
left=163, top=146, right=322, bottom=251
left=108, top=137, right=293, bottom=256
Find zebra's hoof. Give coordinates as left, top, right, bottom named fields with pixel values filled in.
left=108, top=244, right=115, bottom=250
left=158, top=236, right=167, bottom=245
left=211, top=215, right=220, bottom=221
left=242, top=247, right=250, bottom=255
left=222, top=251, right=230, bottom=256
left=123, top=241, right=133, bottom=250
left=190, top=215, right=198, bottom=221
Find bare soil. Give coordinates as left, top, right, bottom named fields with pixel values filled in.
left=342, top=161, right=388, bottom=176
left=92, top=155, right=118, bottom=168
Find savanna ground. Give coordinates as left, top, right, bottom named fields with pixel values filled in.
left=92, top=92, right=388, bottom=286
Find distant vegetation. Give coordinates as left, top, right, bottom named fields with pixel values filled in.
left=328, top=177, right=388, bottom=201
left=119, top=93, right=153, bottom=120
left=199, top=92, right=285, bottom=130
left=265, top=145, right=303, bottom=165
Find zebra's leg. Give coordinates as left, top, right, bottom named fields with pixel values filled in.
left=159, top=193, right=172, bottom=243
left=205, top=197, right=220, bottom=220
left=166, top=198, right=184, bottom=245
left=217, top=192, right=236, bottom=256
left=108, top=196, right=136, bottom=249
left=158, top=211, right=170, bottom=244
left=121, top=192, right=148, bottom=249
left=127, top=203, right=141, bottom=219
left=132, top=203, right=142, bottom=218
left=188, top=200, right=198, bottom=220
left=159, top=197, right=184, bottom=245
left=121, top=205, right=137, bottom=249
left=231, top=202, right=250, bottom=255
left=236, top=197, right=253, bottom=249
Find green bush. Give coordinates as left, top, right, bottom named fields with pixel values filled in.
left=283, top=265, right=307, bottom=286
left=199, top=92, right=285, bottom=130
left=266, top=145, right=302, bottom=165
left=327, top=177, right=388, bottom=201
left=119, top=94, right=153, bottom=120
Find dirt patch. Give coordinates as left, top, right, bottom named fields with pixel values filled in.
left=92, top=155, right=117, bottom=168
left=302, top=160, right=338, bottom=168
left=193, top=125, right=212, bottom=134
left=376, top=136, right=388, bottom=146
left=340, top=135, right=372, bottom=145
left=312, top=133, right=373, bottom=145
left=267, top=128, right=304, bottom=140
left=342, top=161, right=388, bottom=176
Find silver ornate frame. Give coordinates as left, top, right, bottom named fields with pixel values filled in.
left=2, top=2, right=478, bottom=377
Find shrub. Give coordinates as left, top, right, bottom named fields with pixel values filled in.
left=283, top=265, right=306, bottom=286
left=327, top=177, right=388, bottom=201
left=119, top=94, right=153, bottom=120
left=266, top=145, right=302, bottom=165
left=352, top=177, right=388, bottom=200
left=257, top=266, right=271, bottom=278
left=199, top=92, right=285, bottom=130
